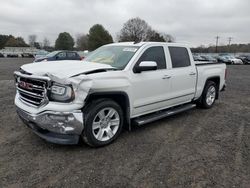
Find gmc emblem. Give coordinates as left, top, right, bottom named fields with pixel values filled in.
left=19, top=81, right=33, bottom=90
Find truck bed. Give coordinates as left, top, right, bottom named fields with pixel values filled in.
left=194, top=62, right=226, bottom=100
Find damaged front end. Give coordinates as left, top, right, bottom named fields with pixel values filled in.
left=14, top=70, right=93, bottom=144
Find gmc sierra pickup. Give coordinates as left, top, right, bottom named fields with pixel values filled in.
left=14, top=42, right=226, bottom=147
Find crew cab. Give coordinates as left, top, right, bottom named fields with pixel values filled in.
left=14, top=42, right=226, bottom=147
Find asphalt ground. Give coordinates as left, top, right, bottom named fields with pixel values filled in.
left=0, top=58, right=249, bottom=187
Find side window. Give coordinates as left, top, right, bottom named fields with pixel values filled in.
left=138, top=46, right=166, bottom=69
left=57, top=52, right=66, bottom=59
left=67, top=52, right=77, bottom=58
left=169, top=47, right=191, bottom=68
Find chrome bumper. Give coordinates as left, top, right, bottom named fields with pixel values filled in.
left=16, top=106, right=84, bottom=144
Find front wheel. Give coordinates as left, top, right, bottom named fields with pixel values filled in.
left=81, top=99, right=124, bottom=147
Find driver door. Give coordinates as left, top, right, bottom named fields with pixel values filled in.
left=130, top=46, right=172, bottom=117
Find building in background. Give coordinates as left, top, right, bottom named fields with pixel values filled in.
left=0, top=47, right=40, bottom=57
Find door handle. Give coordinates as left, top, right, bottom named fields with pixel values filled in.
left=189, top=72, right=196, bottom=76
left=162, top=75, right=171, bottom=79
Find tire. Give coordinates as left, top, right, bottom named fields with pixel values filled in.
left=197, top=81, right=217, bottom=109
left=81, top=99, right=124, bottom=147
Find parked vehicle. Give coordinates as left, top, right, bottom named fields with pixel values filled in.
left=34, top=50, right=48, bottom=59
left=77, top=50, right=89, bottom=60
left=217, top=56, right=229, bottom=64
left=34, top=51, right=82, bottom=62
left=237, top=55, right=250, bottom=65
left=22, top=53, right=34, bottom=58
left=226, top=56, right=243, bottom=64
left=200, top=55, right=217, bottom=63
left=217, top=55, right=243, bottom=64
left=193, top=54, right=205, bottom=61
left=14, top=42, right=226, bottom=147
left=7, top=54, right=19, bottom=58
left=0, top=53, right=4, bottom=57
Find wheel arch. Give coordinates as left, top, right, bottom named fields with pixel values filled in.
left=205, top=76, right=220, bottom=99
left=84, top=91, right=131, bottom=130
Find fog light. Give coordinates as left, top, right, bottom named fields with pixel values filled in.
left=48, top=114, right=67, bottom=121
left=60, top=126, right=75, bottom=134
left=64, top=127, right=74, bottom=132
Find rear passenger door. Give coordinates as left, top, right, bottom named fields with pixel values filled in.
left=67, top=52, right=80, bottom=60
left=167, top=46, right=196, bottom=104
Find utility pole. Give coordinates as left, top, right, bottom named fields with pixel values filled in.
left=228, top=37, right=232, bottom=45
left=215, top=36, right=219, bottom=53
left=228, top=37, right=233, bottom=53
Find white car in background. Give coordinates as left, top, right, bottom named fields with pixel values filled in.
left=77, top=50, right=89, bottom=59
left=34, top=50, right=49, bottom=59
left=225, top=56, right=243, bottom=64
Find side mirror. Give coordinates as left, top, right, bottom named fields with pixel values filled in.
left=134, top=61, right=157, bottom=73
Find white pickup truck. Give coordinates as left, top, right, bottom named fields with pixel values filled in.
left=14, top=42, right=226, bottom=147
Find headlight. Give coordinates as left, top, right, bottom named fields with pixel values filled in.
left=50, top=84, right=74, bottom=102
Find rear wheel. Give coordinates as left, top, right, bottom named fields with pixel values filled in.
left=197, top=81, right=217, bottom=109
left=81, top=99, right=123, bottom=147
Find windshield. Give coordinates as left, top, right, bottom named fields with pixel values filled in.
left=46, top=51, right=60, bottom=58
left=84, top=46, right=139, bottom=69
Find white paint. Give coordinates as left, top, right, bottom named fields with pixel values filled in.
left=15, top=42, right=226, bottom=120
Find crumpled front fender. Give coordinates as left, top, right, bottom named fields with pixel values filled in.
left=46, top=73, right=93, bottom=105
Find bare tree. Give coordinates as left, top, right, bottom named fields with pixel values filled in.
left=28, top=34, right=37, bottom=47
left=118, top=17, right=152, bottom=42
left=118, top=17, right=174, bottom=43
left=43, top=37, right=50, bottom=48
left=163, top=34, right=175, bottom=42
left=76, top=34, right=88, bottom=50
left=147, top=29, right=166, bottom=42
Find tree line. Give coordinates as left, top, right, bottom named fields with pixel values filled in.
left=191, top=44, right=250, bottom=53
left=0, top=17, right=174, bottom=51
left=55, top=17, right=175, bottom=51
left=0, top=35, right=28, bottom=49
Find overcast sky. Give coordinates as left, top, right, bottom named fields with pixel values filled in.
left=0, top=0, right=249, bottom=47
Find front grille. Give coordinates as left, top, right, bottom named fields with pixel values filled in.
left=16, top=76, right=48, bottom=107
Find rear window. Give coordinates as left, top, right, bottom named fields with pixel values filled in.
left=169, top=47, right=191, bottom=68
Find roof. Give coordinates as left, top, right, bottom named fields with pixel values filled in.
left=107, top=41, right=190, bottom=48
left=107, top=42, right=146, bottom=47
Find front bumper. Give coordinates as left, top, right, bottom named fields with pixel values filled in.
left=16, top=107, right=84, bottom=145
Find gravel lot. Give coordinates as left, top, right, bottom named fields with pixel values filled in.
left=0, top=58, right=249, bottom=188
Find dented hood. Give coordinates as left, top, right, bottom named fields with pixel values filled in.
left=21, top=60, right=114, bottom=78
